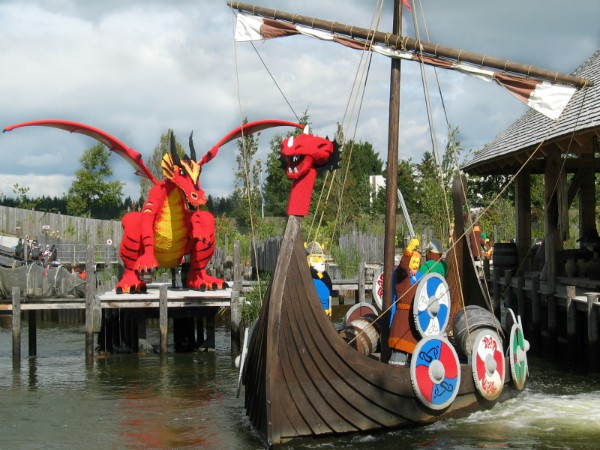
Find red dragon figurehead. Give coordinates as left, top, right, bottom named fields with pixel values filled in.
left=161, top=131, right=206, bottom=211
left=281, top=126, right=340, bottom=216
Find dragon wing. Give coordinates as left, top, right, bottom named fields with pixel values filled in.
left=200, top=119, right=304, bottom=166
left=3, top=119, right=159, bottom=184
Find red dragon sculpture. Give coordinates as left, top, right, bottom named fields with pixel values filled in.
left=280, top=126, right=340, bottom=216
left=4, top=119, right=304, bottom=293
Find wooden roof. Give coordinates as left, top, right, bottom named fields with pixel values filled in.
left=463, top=49, right=600, bottom=176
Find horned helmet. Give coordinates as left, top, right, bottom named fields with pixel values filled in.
left=161, top=131, right=206, bottom=211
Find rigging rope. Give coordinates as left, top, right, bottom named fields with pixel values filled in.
left=308, top=0, right=386, bottom=249
left=232, top=11, right=267, bottom=303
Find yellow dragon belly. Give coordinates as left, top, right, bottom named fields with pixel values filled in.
left=154, top=190, right=189, bottom=268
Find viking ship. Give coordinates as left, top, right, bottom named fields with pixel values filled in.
left=227, top=2, right=591, bottom=447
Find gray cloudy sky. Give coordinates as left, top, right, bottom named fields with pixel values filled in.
left=0, top=0, right=598, bottom=200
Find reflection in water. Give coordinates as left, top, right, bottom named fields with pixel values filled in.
left=1, top=319, right=599, bottom=449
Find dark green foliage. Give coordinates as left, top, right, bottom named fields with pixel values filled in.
left=241, top=274, right=270, bottom=327
left=66, top=143, right=124, bottom=218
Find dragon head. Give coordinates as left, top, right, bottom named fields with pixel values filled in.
left=281, top=126, right=340, bottom=217
left=161, top=131, right=206, bottom=211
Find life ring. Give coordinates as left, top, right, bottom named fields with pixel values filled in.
left=410, top=335, right=461, bottom=410
left=471, top=329, right=505, bottom=400
left=509, top=313, right=529, bottom=390
left=413, top=273, right=451, bottom=338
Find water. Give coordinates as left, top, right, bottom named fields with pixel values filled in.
left=1, top=316, right=600, bottom=449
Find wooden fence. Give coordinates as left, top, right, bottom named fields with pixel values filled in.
left=250, top=232, right=385, bottom=275
left=338, top=231, right=385, bottom=264
left=0, top=205, right=123, bottom=246
left=0, top=206, right=389, bottom=275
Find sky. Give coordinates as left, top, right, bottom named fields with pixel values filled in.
left=0, top=0, right=598, bottom=201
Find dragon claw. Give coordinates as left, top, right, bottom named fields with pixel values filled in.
left=116, top=272, right=148, bottom=295
left=186, top=271, right=228, bottom=291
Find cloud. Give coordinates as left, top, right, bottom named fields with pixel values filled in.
left=0, top=173, right=74, bottom=199
left=0, top=0, right=598, bottom=202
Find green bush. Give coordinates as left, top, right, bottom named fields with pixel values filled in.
left=330, top=244, right=360, bottom=278
left=241, top=274, right=270, bottom=327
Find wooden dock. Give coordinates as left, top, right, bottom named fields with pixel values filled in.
left=492, top=269, right=600, bottom=373
left=1, top=281, right=239, bottom=363
left=6, top=244, right=598, bottom=373
left=1, top=260, right=366, bottom=365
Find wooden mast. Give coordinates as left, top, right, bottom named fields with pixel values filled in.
left=227, top=2, right=592, bottom=88
left=381, top=0, right=402, bottom=362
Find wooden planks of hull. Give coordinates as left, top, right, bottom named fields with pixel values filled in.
left=243, top=215, right=516, bottom=446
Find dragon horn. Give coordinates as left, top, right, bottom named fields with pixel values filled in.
left=170, top=131, right=181, bottom=166
left=189, top=131, right=197, bottom=161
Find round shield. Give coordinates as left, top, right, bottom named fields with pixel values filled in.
left=471, top=329, right=505, bottom=400
left=509, top=320, right=529, bottom=390
left=517, top=315, right=530, bottom=378
left=371, top=266, right=385, bottom=310
left=413, top=273, right=451, bottom=338
left=505, top=308, right=517, bottom=335
left=410, top=335, right=461, bottom=410
left=344, top=302, right=379, bottom=326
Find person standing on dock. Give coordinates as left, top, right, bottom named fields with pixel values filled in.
left=14, top=239, right=24, bottom=261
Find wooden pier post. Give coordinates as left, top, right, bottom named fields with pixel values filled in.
left=547, top=293, right=558, bottom=355
left=196, top=315, right=205, bottom=346
left=159, top=284, right=168, bottom=354
left=503, top=269, right=513, bottom=311
left=85, top=245, right=97, bottom=360
left=565, top=286, right=577, bottom=367
left=205, top=309, right=216, bottom=350
left=12, top=286, right=21, bottom=365
left=129, top=312, right=139, bottom=353
left=587, top=293, right=598, bottom=373
left=517, top=274, right=526, bottom=321
left=231, top=240, right=243, bottom=354
left=530, top=275, right=541, bottom=351
left=357, top=260, right=366, bottom=304
left=483, top=259, right=490, bottom=279
left=28, top=310, right=37, bottom=357
left=492, top=268, right=501, bottom=317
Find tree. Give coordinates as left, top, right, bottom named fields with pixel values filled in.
left=12, top=183, right=38, bottom=210
left=232, top=118, right=263, bottom=230
left=66, top=143, right=124, bottom=218
left=414, top=126, right=463, bottom=240
left=321, top=130, right=384, bottom=234
left=342, top=139, right=384, bottom=214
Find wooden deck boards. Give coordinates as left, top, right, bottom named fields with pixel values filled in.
left=0, top=284, right=232, bottom=311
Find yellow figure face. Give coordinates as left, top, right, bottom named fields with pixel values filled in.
left=308, top=254, right=326, bottom=273
left=409, top=251, right=421, bottom=275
